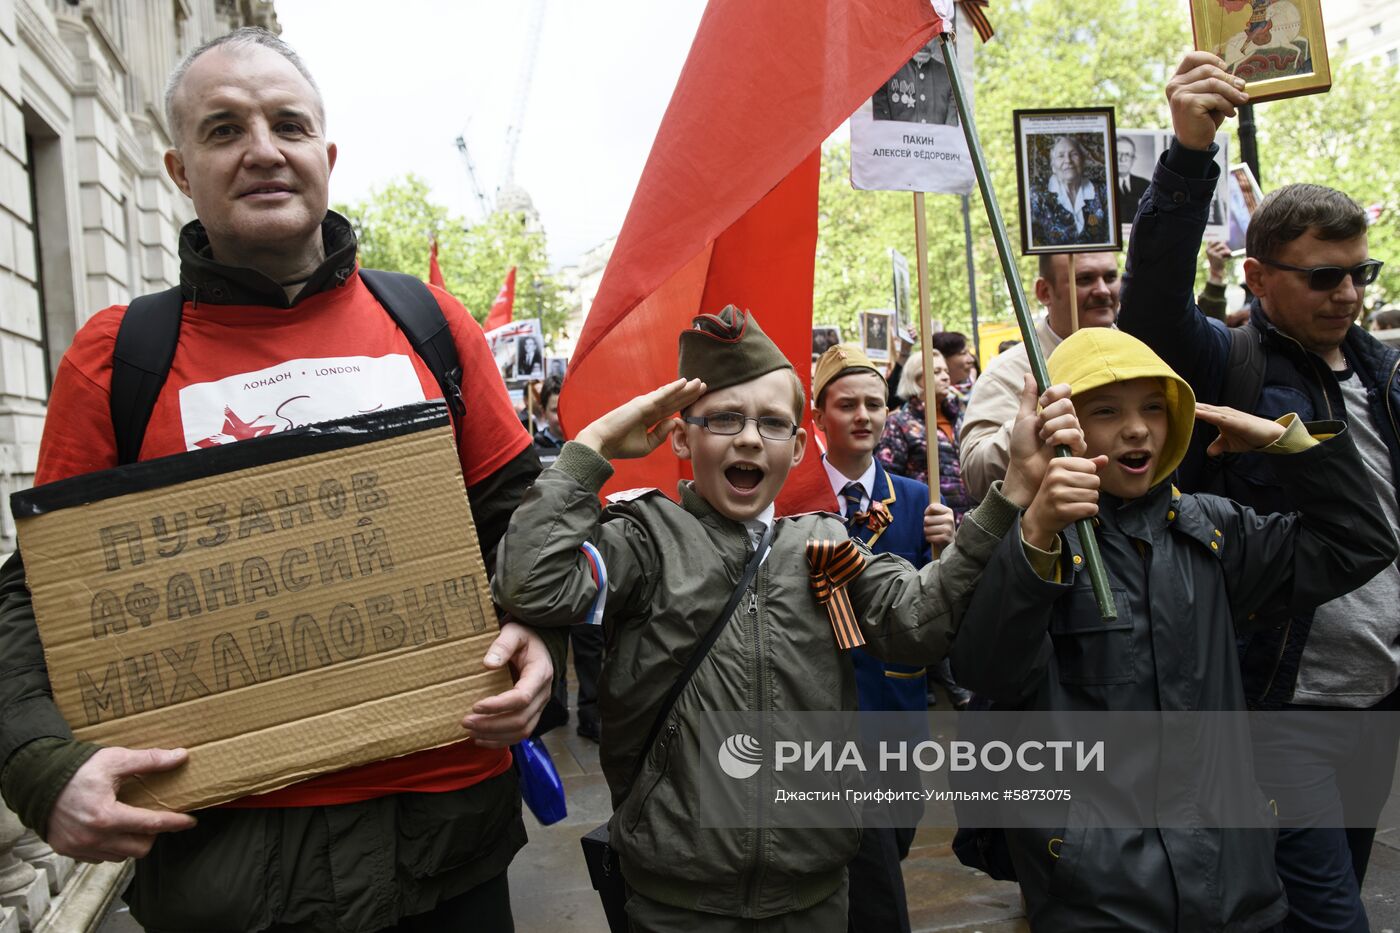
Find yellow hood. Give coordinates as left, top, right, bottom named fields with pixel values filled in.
left=1046, top=328, right=1196, bottom=488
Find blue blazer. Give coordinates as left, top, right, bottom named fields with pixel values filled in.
left=847, top=460, right=934, bottom=713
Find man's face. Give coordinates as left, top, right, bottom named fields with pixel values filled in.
left=1246, top=231, right=1370, bottom=355
left=1051, top=138, right=1082, bottom=183
left=545, top=393, right=562, bottom=438
left=163, top=45, right=335, bottom=265
left=1074, top=377, right=1169, bottom=500
left=1038, top=252, right=1121, bottom=336
left=1117, top=139, right=1135, bottom=176
left=672, top=369, right=806, bottom=522
left=814, top=371, right=887, bottom=461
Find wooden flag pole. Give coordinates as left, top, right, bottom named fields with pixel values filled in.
left=939, top=32, right=1116, bottom=621
left=1068, top=253, right=1079, bottom=333
left=913, top=192, right=940, bottom=499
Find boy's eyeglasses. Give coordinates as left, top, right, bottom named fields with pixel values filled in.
left=683, top=412, right=798, bottom=441
left=1257, top=257, right=1384, bottom=292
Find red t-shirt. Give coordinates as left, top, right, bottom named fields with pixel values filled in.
left=36, top=269, right=532, bottom=807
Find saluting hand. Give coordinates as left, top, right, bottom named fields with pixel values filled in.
left=1196, top=402, right=1287, bottom=455
left=575, top=378, right=708, bottom=461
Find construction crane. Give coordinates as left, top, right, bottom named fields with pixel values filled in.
left=454, top=0, right=547, bottom=219
left=500, top=0, right=547, bottom=190
left=454, top=133, right=492, bottom=221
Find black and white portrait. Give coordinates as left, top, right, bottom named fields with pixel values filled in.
left=861, top=311, right=893, bottom=364
left=871, top=40, right=958, bottom=127
left=1114, top=132, right=1157, bottom=227
left=516, top=334, right=544, bottom=380
left=812, top=325, right=842, bottom=359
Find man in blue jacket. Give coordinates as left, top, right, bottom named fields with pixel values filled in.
left=811, top=345, right=954, bottom=932
left=1118, top=51, right=1399, bottom=932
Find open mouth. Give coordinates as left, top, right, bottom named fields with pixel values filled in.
left=725, top=463, right=764, bottom=492
left=1117, top=451, right=1152, bottom=475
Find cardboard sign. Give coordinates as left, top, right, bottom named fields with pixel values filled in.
left=13, top=403, right=509, bottom=812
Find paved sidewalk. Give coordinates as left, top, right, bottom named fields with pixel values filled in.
left=515, top=724, right=1030, bottom=933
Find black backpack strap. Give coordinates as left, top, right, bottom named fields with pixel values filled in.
left=620, top=524, right=775, bottom=801
left=1222, top=321, right=1266, bottom=412
left=1196, top=321, right=1266, bottom=493
left=110, top=286, right=185, bottom=466
left=359, top=269, right=465, bottom=418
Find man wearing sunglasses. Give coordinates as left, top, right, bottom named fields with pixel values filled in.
left=1118, top=51, right=1400, bottom=933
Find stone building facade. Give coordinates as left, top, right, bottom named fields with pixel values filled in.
left=0, top=4, right=278, bottom=928
left=0, top=0, right=277, bottom=555
left=1328, top=0, right=1400, bottom=67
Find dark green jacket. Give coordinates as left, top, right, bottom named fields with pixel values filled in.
left=494, top=441, right=1020, bottom=918
left=0, top=214, right=554, bottom=932
left=951, top=425, right=1395, bottom=931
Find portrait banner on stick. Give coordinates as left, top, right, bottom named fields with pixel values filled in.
left=851, top=1, right=973, bottom=194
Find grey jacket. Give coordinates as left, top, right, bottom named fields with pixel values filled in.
left=494, top=441, right=1020, bottom=918
left=951, top=425, right=1395, bottom=931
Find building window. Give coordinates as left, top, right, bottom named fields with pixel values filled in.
left=1372, top=23, right=1383, bottom=37
left=22, top=109, right=79, bottom=393
left=1390, top=48, right=1399, bottom=66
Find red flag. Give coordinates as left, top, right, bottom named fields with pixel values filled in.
left=559, top=0, right=947, bottom=514
left=427, top=239, right=446, bottom=290
left=484, top=266, right=517, bottom=332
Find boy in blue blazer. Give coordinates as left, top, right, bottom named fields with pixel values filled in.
left=812, top=345, right=953, bottom=933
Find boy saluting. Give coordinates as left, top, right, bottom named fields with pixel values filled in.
left=951, top=329, right=1396, bottom=931
left=495, top=306, right=1064, bottom=930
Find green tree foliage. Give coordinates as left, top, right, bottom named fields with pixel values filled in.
left=818, top=0, right=1400, bottom=338
left=335, top=175, right=569, bottom=338
left=1254, top=57, right=1400, bottom=305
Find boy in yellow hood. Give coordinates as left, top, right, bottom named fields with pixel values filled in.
left=951, top=328, right=1396, bottom=931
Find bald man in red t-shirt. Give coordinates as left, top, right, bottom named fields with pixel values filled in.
left=0, top=28, right=557, bottom=933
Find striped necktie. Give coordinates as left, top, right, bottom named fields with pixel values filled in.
left=841, top=481, right=865, bottom=527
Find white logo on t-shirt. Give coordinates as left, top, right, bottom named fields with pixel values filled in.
left=177, top=354, right=426, bottom=450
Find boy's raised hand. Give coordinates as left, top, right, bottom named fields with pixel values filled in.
left=575, top=378, right=707, bottom=460
left=1003, top=375, right=1085, bottom=508
left=1022, top=456, right=1107, bottom=552
left=1196, top=402, right=1287, bottom=455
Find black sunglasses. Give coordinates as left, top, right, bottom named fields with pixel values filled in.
left=1257, top=257, right=1384, bottom=291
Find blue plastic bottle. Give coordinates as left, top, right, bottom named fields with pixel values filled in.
left=514, top=736, right=567, bottom=825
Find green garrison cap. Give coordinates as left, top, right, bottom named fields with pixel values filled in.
left=678, top=305, right=793, bottom=392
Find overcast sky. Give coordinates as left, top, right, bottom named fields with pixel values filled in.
left=276, top=0, right=709, bottom=267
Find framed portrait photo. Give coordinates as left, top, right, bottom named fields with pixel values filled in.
left=812, top=325, right=842, bottom=360
left=889, top=248, right=911, bottom=333
left=860, top=310, right=895, bottom=364
left=1013, top=108, right=1123, bottom=256
left=1226, top=162, right=1266, bottom=255
left=1190, top=0, right=1331, bottom=103
left=1113, top=129, right=1162, bottom=233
